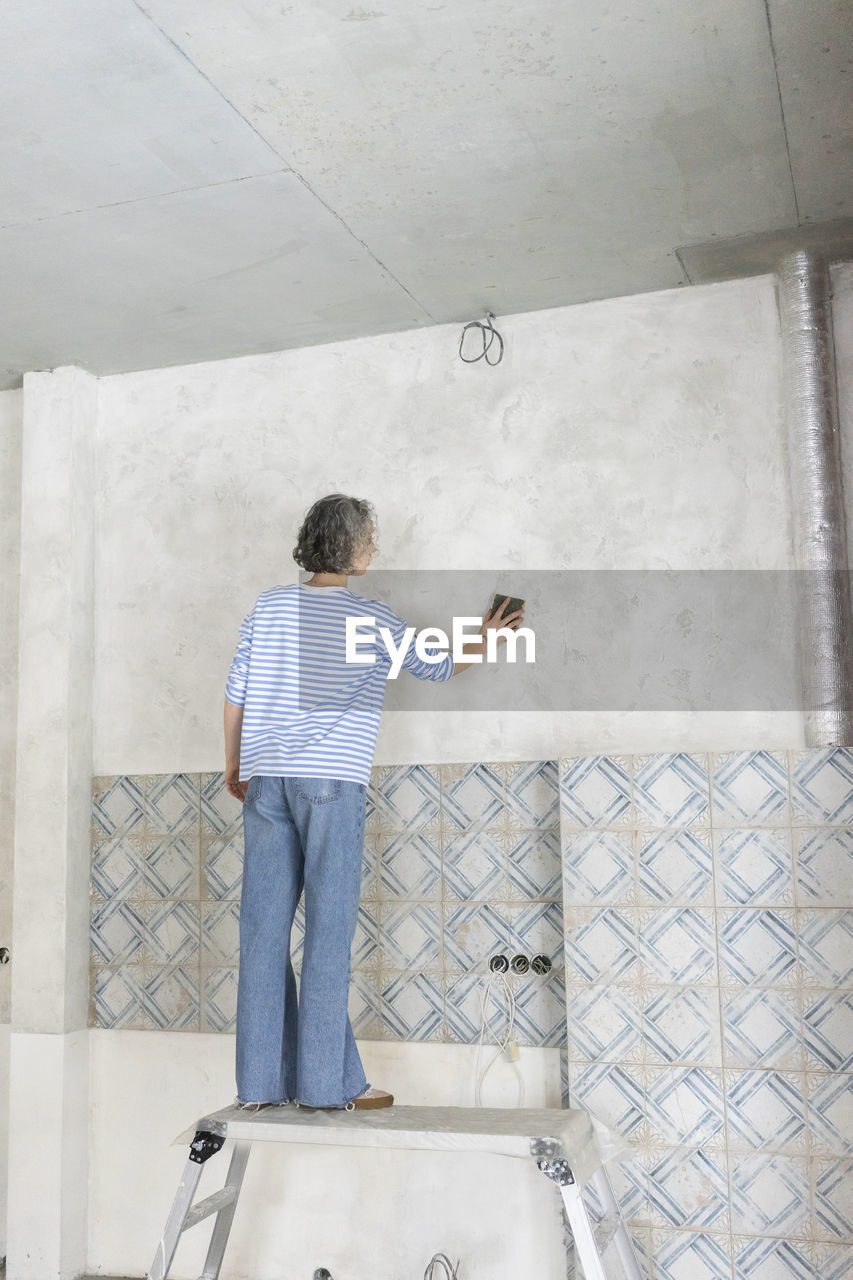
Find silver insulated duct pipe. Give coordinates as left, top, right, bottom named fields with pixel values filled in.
left=777, top=251, right=853, bottom=745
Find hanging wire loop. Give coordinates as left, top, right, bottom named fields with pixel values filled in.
left=458, top=312, right=504, bottom=365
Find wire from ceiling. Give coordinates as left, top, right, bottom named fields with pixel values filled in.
left=458, top=313, right=504, bottom=365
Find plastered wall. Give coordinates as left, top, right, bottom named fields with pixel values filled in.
left=93, top=274, right=797, bottom=777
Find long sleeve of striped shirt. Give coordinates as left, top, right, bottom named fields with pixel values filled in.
left=224, top=583, right=454, bottom=784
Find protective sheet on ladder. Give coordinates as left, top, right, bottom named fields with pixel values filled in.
left=173, top=1105, right=614, bottom=1188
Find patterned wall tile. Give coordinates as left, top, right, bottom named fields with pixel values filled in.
left=724, top=1070, right=808, bottom=1154
left=636, top=828, right=713, bottom=905
left=202, top=830, right=243, bottom=900
left=644, top=1067, right=726, bottom=1148
left=200, top=771, right=241, bottom=836
left=711, top=751, right=790, bottom=827
left=653, top=1229, right=733, bottom=1280
left=733, top=1236, right=815, bottom=1280
left=377, top=901, right=442, bottom=970
left=564, top=906, right=639, bottom=983
left=141, top=900, right=200, bottom=965
left=200, top=966, right=238, bottom=1032
left=563, top=829, right=635, bottom=905
left=506, top=828, right=561, bottom=900
left=791, top=750, right=853, bottom=826
left=91, top=899, right=146, bottom=965
left=641, top=985, right=722, bottom=1067
left=442, top=902, right=509, bottom=971
left=632, top=752, right=710, bottom=827
left=91, top=834, right=145, bottom=899
left=92, top=966, right=145, bottom=1029
left=798, top=911, right=853, bottom=987
left=145, top=773, right=200, bottom=834
left=140, top=964, right=200, bottom=1031
left=639, top=908, right=717, bottom=985
left=715, top=829, right=795, bottom=906
left=201, top=900, right=240, bottom=965
left=439, top=763, right=506, bottom=830
left=567, top=1059, right=647, bottom=1138
left=646, top=1147, right=729, bottom=1229
left=92, top=776, right=147, bottom=838
left=442, top=829, right=506, bottom=901
left=559, top=755, right=633, bottom=829
left=722, top=987, right=804, bottom=1070
left=730, top=1153, right=811, bottom=1238
left=795, top=828, right=853, bottom=907
left=507, top=900, right=564, bottom=963
left=814, top=1158, right=853, bottom=1240
left=803, top=990, right=853, bottom=1071
left=376, top=831, right=441, bottom=900
left=504, top=760, right=559, bottom=828
left=719, top=909, right=798, bottom=986
left=140, top=835, right=199, bottom=899
left=370, top=764, right=441, bottom=830
left=511, top=972, right=567, bottom=1047
left=812, top=1244, right=853, bottom=1280
left=347, top=969, right=383, bottom=1038
left=807, top=1074, right=853, bottom=1156
left=378, top=969, right=443, bottom=1041
left=566, top=983, right=643, bottom=1064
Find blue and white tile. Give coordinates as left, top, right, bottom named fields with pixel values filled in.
left=200, top=966, right=238, bottom=1032
left=725, top=1070, right=808, bottom=1153
left=632, top=753, right=710, bottom=827
left=639, top=908, right=717, bottom=985
left=795, top=829, right=853, bottom=906
left=730, top=1153, right=811, bottom=1238
left=291, top=899, right=305, bottom=967
left=141, top=964, right=200, bottom=1031
left=444, top=971, right=496, bottom=1044
left=348, top=970, right=383, bottom=1038
left=653, top=1229, right=733, bottom=1280
left=716, top=829, right=795, bottom=906
left=807, top=1074, right=853, bottom=1155
left=722, top=986, right=804, bottom=1069
left=377, top=901, right=441, bottom=971
left=814, top=1158, right=853, bottom=1240
left=511, top=972, right=566, bottom=1047
left=504, top=760, right=559, bottom=827
left=377, top=831, right=441, bottom=900
left=734, top=1236, right=817, bottom=1280
left=803, top=989, right=853, bottom=1071
left=563, top=829, right=635, bottom=905
left=141, top=900, right=200, bottom=964
left=507, top=900, right=564, bottom=963
left=791, top=750, right=853, bottom=826
left=91, top=834, right=144, bottom=899
left=711, top=751, right=790, bottom=827
left=641, top=985, right=721, bottom=1067
left=202, top=831, right=243, bottom=900
left=442, top=829, right=507, bottom=901
left=378, top=969, right=443, bottom=1041
left=637, top=829, right=713, bottom=905
left=506, top=829, right=562, bottom=900
left=564, top=907, right=639, bottom=983
left=145, top=774, right=199, bottom=834
left=91, top=966, right=145, bottom=1029
left=90, top=899, right=146, bottom=965
left=559, top=756, right=633, bottom=830
left=200, top=771, right=241, bottom=837
left=370, top=764, right=441, bottom=830
left=719, top=909, right=798, bottom=986
left=350, top=901, right=381, bottom=970
left=442, top=902, right=509, bottom=971
left=646, top=1147, right=729, bottom=1229
left=645, top=1067, right=726, bottom=1147
left=567, top=1061, right=647, bottom=1137
left=92, top=776, right=147, bottom=837
left=813, top=1244, right=853, bottom=1280
left=201, top=900, right=240, bottom=964
left=140, top=835, right=199, bottom=899
left=566, top=983, right=642, bottom=1063
left=798, top=911, right=853, bottom=986
left=438, top=763, right=505, bottom=830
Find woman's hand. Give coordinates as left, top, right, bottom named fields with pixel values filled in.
left=225, top=766, right=248, bottom=803
left=480, top=596, right=525, bottom=644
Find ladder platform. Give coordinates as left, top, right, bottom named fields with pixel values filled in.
left=176, top=1104, right=601, bottom=1183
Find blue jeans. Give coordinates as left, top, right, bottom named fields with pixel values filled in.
left=235, top=775, right=370, bottom=1107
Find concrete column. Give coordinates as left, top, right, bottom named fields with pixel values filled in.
left=6, top=367, right=97, bottom=1280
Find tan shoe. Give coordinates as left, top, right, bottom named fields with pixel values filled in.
left=350, top=1086, right=394, bottom=1109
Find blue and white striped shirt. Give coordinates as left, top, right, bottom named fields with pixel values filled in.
left=225, top=583, right=455, bottom=784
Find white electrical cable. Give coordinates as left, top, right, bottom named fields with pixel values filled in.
left=473, top=971, right=525, bottom=1108
left=424, top=1253, right=460, bottom=1280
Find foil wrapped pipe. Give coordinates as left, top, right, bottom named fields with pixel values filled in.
left=777, top=251, right=853, bottom=746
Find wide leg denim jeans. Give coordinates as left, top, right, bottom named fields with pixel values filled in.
left=235, top=774, right=370, bottom=1107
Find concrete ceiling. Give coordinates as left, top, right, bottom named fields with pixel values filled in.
left=2, top=0, right=852, bottom=389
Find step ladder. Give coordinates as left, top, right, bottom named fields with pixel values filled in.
left=147, top=1104, right=643, bottom=1280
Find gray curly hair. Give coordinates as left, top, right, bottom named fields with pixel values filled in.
left=293, top=493, right=376, bottom=574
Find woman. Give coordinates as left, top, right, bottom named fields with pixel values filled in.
left=224, top=493, right=523, bottom=1111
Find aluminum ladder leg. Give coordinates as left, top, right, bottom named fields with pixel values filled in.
left=147, top=1122, right=251, bottom=1280
left=533, top=1141, right=643, bottom=1280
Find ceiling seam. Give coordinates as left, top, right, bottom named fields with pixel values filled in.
left=0, top=172, right=287, bottom=232
left=130, top=0, right=435, bottom=323
left=762, top=0, right=801, bottom=225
